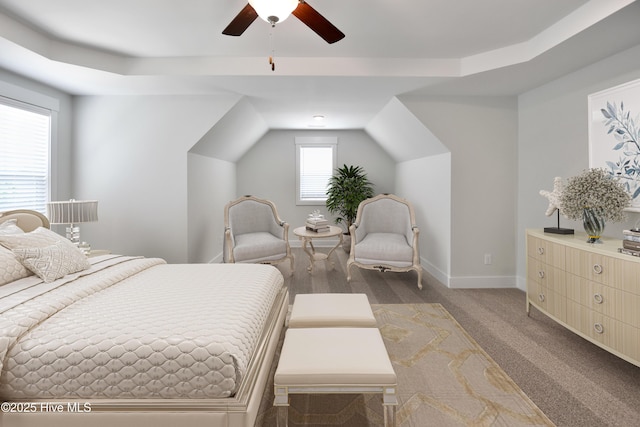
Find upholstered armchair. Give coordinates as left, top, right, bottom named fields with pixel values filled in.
left=347, top=193, right=423, bottom=289
left=224, top=195, right=294, bottom=274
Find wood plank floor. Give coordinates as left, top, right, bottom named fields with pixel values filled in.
left=273, top=247, right=640, bottom=427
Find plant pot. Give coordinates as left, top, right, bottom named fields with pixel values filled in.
left=342, top=233, right=351, bottom=253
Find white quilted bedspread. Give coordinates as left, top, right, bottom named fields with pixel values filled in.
left=0, top=257, right=283, bottom=400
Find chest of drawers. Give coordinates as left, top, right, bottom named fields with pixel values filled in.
left=526, top=229, right=640, bottom=367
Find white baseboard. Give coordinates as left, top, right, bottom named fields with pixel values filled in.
left=421, top=257, right=450, bottom=288
left=448, top=275, right=518, bottom=289
left=421, top=257, right=519, bottom=289
left=215, top=244, right=523, bottom=290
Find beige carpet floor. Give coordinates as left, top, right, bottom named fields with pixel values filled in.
left=255, top=303, right=553, bottom=426
left=259, top=247, right=640, bottom=426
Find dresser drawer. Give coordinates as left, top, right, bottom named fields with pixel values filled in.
left=567, top=300, right=640, bottom=361
left=527, top=257, right=565, bottom=296
left=622, top=259, right=640, bottom=295
left=546, top=288, right=566, bottom=323
left=566, top=274, right=613, bottom=314
left=527, top=280, right=548, bottom=312
left=566, top=246, right=621, bottom=285
left=527, top=235, right=565, bottom=267
left=527, top=268, right=566, bottom=322
left=616, top=289, right=640, bottom=328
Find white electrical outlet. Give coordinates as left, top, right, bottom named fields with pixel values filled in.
left=484, top=253, right=492, bottom=265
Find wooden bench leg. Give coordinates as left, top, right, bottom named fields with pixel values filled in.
left=276, top=406, right=288, bottom=427
left=274, top=386, right=289, bottom=427
left=383, top=385, right=398, bottom=427
left=384, top=404, right=397, bottom=427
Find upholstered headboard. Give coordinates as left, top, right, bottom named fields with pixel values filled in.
left=0, top=209, right=50, bottom=232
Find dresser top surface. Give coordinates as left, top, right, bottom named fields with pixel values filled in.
left=527, top=228, right=639, bottom=262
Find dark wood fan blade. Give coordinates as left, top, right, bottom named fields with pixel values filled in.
left=292, top=1, right=345, bottom=44
left=222, top=3, right=258, bottom=36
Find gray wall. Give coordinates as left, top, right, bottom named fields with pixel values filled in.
left=395, top=153, right=452, bottom=285
left=72, top=94, right=240, bottom=263
left=400, top=95, right=519, bottom=288
left=187, top=153, right=236, bottom=263
left=235, top=129, right=396, bottom=233
left=516, top=43, right=640, bottom=286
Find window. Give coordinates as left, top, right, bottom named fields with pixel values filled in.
left=295, top=137, right=337, bottom=205
left=0, top=97, right=51, bottom=214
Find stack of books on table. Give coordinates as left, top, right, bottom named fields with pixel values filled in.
left=306, top=217, right=330, bottom=233
left=619, top=229, right=640, bottom=257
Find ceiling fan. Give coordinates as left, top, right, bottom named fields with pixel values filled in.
left=222, top=0, right=345, bottom=44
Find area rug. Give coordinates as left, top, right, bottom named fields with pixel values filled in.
left=255, top=303, right=554, bottom=426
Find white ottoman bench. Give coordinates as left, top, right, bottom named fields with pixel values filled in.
left=274, top=327, right=397, bottom=427
left=288, top=293, right=377, bottom=328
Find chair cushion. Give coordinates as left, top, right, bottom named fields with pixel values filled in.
left=354, top=232, right=413, bottom=267
left=289, top=293, right=377, bottom=328
left=233, top=231, right=287, bottom=263
left=274, top=328, right=396, bottom=387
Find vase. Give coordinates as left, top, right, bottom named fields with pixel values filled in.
left=582, top=207, right=605, bottom=243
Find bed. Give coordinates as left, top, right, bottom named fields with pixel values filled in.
left=0, top=209, right=289, bottom=427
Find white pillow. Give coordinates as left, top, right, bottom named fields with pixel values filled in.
left=13, top=240, right=91, bottom=283
left=0, top=219, right=25, bottom=235
left=0, top=227, right=91, bottom=283
left=0, top=246, right=33, bottom=286
left=0, top=226, right=63, bottom=250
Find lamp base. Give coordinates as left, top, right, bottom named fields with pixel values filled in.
left=66, top=225, right=80, bottom=244
left=78, top=241, right=91, bottom=255
left=544, top=227, right=574, bottom=235
left=65, top=224, right=90, bottom=254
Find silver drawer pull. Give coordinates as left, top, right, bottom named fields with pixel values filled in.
left=593, top=293, right=603, bottom=304
left=537, top=247, right=544, bottom=255
left=538, top=294, right=545, bottom=302
left=538, top=270, right=545, bottom=279
left=594, top=323, right=604, bottom=334
left=593, top=264, right=603, bottom=274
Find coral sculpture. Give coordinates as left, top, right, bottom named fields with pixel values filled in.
left=539, top=177, right=564, bottom=216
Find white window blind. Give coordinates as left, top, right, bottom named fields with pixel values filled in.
left=295, top=137, right=337, bottom=205
left=0, top=98, right=51, bottom=214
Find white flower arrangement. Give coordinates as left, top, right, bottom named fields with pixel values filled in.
left=559, top=168, right=630, bottom=222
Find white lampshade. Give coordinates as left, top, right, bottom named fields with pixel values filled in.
left=249, top=0, right=298, bottom=24
left=47, top=199, right=98, bottom=251
left=47, top=200, right=98, bottom=225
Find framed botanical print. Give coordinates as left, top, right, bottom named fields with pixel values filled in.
left=589, top=78, right=640, bottom=211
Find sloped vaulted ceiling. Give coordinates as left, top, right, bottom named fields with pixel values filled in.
left=365, top=97, right=448, bottom=163
left=189, top=97, right=268, bottom=163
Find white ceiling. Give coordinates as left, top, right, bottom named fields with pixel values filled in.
left=1, top=0, right=639, bottom=129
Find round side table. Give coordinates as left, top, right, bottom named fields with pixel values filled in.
left=293, top=225, right=344, bottom=274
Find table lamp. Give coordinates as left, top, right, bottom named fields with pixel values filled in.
left=47, top=199, right=98, bottom=253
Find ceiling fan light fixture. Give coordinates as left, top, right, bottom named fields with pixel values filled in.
left=249, top=0, right=299, bottom=25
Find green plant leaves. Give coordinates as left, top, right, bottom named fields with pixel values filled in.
left=325, top=164, right=375, bottom=231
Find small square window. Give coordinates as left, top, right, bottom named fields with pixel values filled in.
left=295, top=137, right=337, bottom=205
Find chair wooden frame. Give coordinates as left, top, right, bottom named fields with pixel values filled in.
left=347, top=193, right=423, bottom=289
left=224, top=195, right=294, bottom=274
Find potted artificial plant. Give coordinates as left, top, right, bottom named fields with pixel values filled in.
left=559, top=168, right=630, bottom=243
left=325, top=164, right=375, bottom=251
